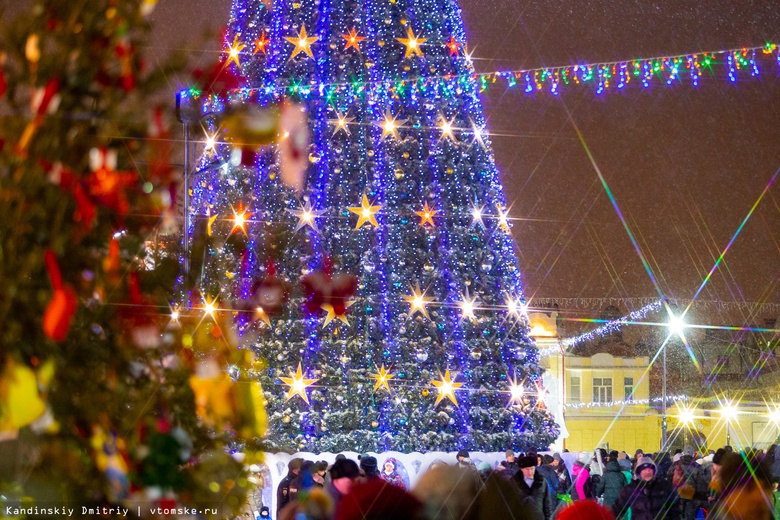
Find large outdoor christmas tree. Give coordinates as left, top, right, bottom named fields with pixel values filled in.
left=179, top=0, right=558, bottom=453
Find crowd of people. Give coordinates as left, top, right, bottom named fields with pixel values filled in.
left=242, top=444, right=780, bottom=520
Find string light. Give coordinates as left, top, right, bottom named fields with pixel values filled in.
left=565, top=394, right=688, bottom=409
left=193, top=42, right=780, bottom=102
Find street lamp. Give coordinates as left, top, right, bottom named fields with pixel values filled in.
left=720, top=402, right=738, bottom=447
left=677, top=405, right=696, bottom=450
left=663, top=311, right=687, bottom=450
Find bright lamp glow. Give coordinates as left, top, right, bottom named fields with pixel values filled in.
left=667, top=312, right=686, bottom=340
left=720, top=403, right=738, bottom=421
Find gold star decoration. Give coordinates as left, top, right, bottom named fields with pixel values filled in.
left=342, top=28, right=365, bottom=52
left=371, top=364, right=395, bottom=391
left=348, top=194, right=381, bottom=229
left=254, top=33, right=270, bottom=54
left=207, top=213, right=219, bottom=236
left=470, top=119, right=487, bottom=149
left=397, top=27, right=426, bottom=58
left=287, top=200, right=323, bottom=232
left=329, top=111, right=355, bottom=136
left=280, top=363, right=318, bottom=404
left=285, top=25, right=319, bottom=59
left=226, top=34, right=246, bottom=67
left=321, top=300, right=355, bottom=328
left=379, top=109, right=406, bottom=140
left=404, top=284, right=434, bottom=319
left=415, top=202, right=437, bottom=228
left=446, top=36, right=461, bottom=56
left=432, top=370, right=463, bottom=406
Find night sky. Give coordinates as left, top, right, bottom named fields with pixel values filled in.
left=146, top=0, right=780, bottom=332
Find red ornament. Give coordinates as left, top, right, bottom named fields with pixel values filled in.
left=0, top=68, right=6, bottom=98
left=86, top=147, right=137, bottom=216
left=251, top=261, right=289, bottom=316
left=301, top=258, right=358, bottom=316
left=42, top=250, right=78, bottom=342
left=16, top=78, right=61, bottom=157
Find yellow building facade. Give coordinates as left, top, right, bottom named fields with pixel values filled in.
left=532, top=311, right=662, bottom=453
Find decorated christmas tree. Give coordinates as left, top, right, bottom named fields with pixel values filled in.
left=0, top=1, right=263, bottom=516
left=178, top=0, right=558, bottom=453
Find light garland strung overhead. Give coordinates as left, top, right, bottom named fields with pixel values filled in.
left=564, top=394, right=687, bottom=409
left=184, top=42, right=780, bottom=105
left=538, top=300, right=664, bottom=358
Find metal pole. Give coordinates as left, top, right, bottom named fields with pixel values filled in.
left=662, top=341, right=667, bottom=450
left=183, top=122, right=191, bottom=279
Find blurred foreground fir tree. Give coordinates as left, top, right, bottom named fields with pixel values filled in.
left=0, top=2, right=264, bottom=517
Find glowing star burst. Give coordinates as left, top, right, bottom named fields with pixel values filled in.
left=226, top=34, right=246, bottom=67
left=329, top=111, right=355, bottom=136
left=254, top=33, right=270, bottom=54
left=505, top=295, right=527, bottom=318
left=439, top=116, right=456, bottom=141
left=348, top=194, right=382, bottom=229
left=285, top=25, right=319, bottom=59
left=415, top=202, right=438, bottom=228
left=397, top=27, right=426, bottom=59
left=342, top=28, right=365, bottom=52
left=379, top=110, right=406, bottom=140
left=202, top=295, right=219, bottom=319
left=231, top=205, right=253, bottom=235
left=459, top=290, right=478, bottom=321
left=404, top=284, right=434, bottom=319
left=371, top=365, right=395, bottom=391
left=446, top=36, right=461, bottom=56
left=471, top=205, right=485, bottom=228
left=279, top=363, right=318, bottom=404
left=321, top=300, right=355, bottom=327
left=497, top=206, right=510, bottom=231
left=286, top=200, right=323, bottom=232
left=470, top=119, right=487, bottom=149
left=431, top=370, right=463, bottom=406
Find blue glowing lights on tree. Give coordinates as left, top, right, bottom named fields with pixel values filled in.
left=181, top=0, right=559, bottom=453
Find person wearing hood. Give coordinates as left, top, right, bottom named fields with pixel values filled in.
left=571, top=458, right=593, bottom=501
left=596, top=459, right=629, bottom=508
left=513, top=454, right=556, bottom=520
left=612, top=456, right=679, bottom=520
left=380, top=457, right=406, bottom=489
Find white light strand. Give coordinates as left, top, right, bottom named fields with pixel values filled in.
left=538, top=300, right=663, bottom=358
left=565, top=394, right=687, bottom=409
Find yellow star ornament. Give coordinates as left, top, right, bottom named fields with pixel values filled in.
left=226, top=34, right=246, bottom=67
left=404, top=284, right=434, bottom=319
left=415, top=202, right=437, bottom=227
left=285, top=25, right=319, bottom=59
left=321, top=300, right=355, bottom=328
left=279, top=363, right=318, bottom=404
left=348, top=194, right=381, bottom=229
left=342, top=28, right=365, bottom=52
left=397, top=27, right=426, bottom=58
left=371, top=365, right=395, bottom=391
left=431, top=370, right=463, bottom=406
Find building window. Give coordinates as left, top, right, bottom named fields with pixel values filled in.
left=624, top=377, right=634, bottom=401
left=593, top=377, right=612, bottom=403
left=570, top=376, right=581, bottom=403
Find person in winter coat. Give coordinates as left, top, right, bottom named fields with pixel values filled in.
left=537, top=455, right=560, bottom=497
left=689, top=448, right=726, bottom=515
left=612, top=456, right=680, bottom=520
left=596, top=460, right=629, bottom=508
left=668, top=446, right=700, bottom=520
left=380, top=457, right=406, bottom=489
left=708, top=451, right=774, bottom=520
left=571, top=460, right=592, bottom=501
left=514, top=455, right=556, bottom=520
left=277, top=458, right=304, bottom=516
left=552, top=453, right=572, bottom=497
left=617, top=452, right=633, bottom=473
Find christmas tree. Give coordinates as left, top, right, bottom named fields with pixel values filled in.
left=179, top=0, right=558, bottom=453
left=0, top=1, right=262, bottom=516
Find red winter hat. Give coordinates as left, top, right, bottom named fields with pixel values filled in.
left=556, top=500, right=614, bottom=520
left=335, top=478, right=423, bottom=520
